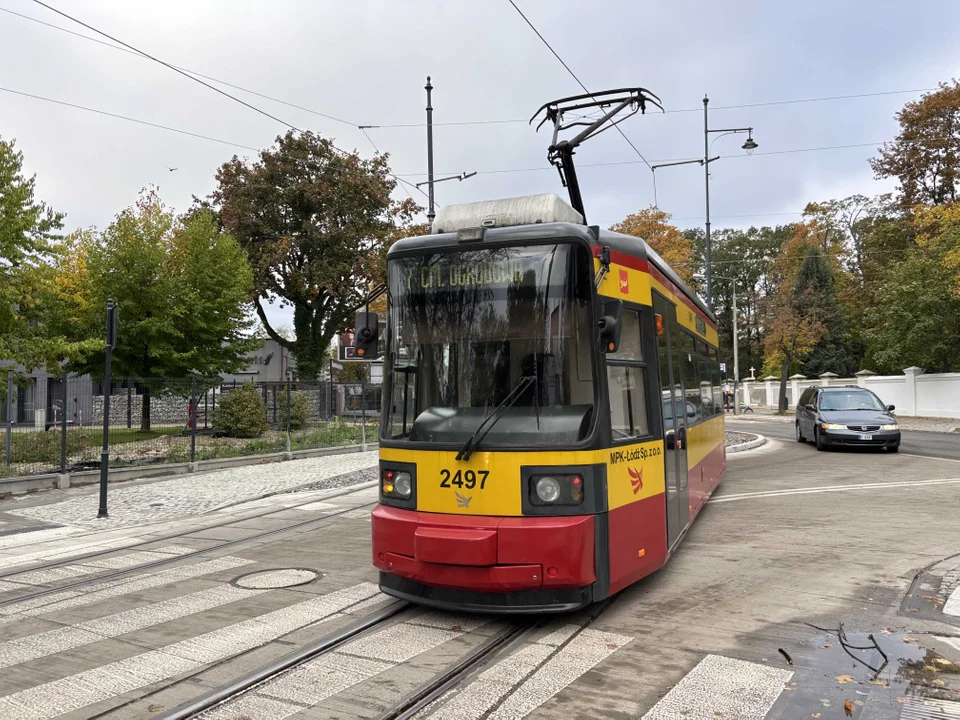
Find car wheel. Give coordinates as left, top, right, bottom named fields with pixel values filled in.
left=814, top=427, right=824, bottom=451
left=796, top=423, right=805, bottom=443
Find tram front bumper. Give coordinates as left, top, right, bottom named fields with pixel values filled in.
left=372, top=505, right=596, bottom=611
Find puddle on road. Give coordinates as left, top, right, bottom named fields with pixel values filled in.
left=769, top=628, right=960, bottom=718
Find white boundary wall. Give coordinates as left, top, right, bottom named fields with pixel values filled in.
left=738, top=367, right=960, bottom=419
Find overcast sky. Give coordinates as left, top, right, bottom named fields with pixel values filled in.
left=3, top=0, right=959, bottom=331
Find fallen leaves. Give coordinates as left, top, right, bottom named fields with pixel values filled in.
left=820, top=643, right=832, bottom=648
left=836, top=674, right=856, bottom=684
left=811, top=714, right=821, bottom=718
left=869, top=679, right=889, bottom=687
left=903, top=637, right=920, bottom=643
left=934, top=658, right=952, bottom=666
left=896, top=697, right=910, bottom=704
left=844, top=699, right=853, bottom=717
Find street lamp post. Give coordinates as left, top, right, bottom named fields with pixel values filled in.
left=695, top=272, right=739, bottom=415
left=703, top=95, right=757, bottom=306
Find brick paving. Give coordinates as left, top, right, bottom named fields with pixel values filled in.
left=5, top=451, right=379, bottom=530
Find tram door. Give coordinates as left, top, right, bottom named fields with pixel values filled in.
left=653, top=293, right=689, bottom=548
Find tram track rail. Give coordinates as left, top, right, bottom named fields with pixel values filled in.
left=94, top=599, right=412, bottom=720
left=0, top=481, right=379, bottom=609
left=383, top=593, right=622, bottom=720
left=150, top=593, right=624, bottom=720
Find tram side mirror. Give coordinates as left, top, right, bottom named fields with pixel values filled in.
left=886, top=404, right=895, bottom=412
left=354, top=311, right=379, bottom=359
left=599, top=299, right=623, bottom=353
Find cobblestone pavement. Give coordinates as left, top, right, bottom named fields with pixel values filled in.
left=725, top=430, right=757, bottom=446
left=5, top=451, right=379, bottom=530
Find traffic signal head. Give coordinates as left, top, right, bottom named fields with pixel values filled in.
left=354, top=311, right=379, bottom=358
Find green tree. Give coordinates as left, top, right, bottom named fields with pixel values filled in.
left=53, top=189, right=257, bottom=429
left=0, top=138, right=98, bottom=381
left=693, top=225, right=793, bottom=381
left=865, top=202, right=960, bottom=372
left=212, top=131, right=418, bottom=380
left=870, top=80, right=960, bottom=207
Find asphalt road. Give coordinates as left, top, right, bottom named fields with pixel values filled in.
left=728, top=416, right=960, bottom=461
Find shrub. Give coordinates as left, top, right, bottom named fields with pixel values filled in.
left=213, top=383, right=269, bottom=438
left=278, top=391, right=311, bottom=429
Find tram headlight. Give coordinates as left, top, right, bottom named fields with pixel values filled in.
left=393, top=471, right=412, bottom=498
left=381, top=467, right=415, bottom=505
left=535, top=476, right=562, bottom=503
left=529, top=474, right=584, bottom=506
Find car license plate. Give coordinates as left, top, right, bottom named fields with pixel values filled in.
left=858, top=433, right=871, bottom=440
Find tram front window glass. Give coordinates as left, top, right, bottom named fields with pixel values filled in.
left=383, top=243, right=597, bottom=446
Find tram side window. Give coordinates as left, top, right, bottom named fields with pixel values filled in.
left=610, top=309, right=643, bottom=361
left=607, top=365, right=649, bottom=439
left=711, top=360, right=722, bottom=412
left=697, top=357, right=714, bottom=417
left=680, top=333, right=701, bottom=423
left=606, top=309, right=649, bottom=440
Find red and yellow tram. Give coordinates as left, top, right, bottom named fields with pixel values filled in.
left=369, top=194, right=725, bottom=612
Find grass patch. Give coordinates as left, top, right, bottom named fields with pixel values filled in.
left=6, top=426, right=181, bottom=466
left=4, top=420, right=378, bottom=474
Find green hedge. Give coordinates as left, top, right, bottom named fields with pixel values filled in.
left=213, top=383, right=269, bottom=438
left=278, top=391, right=311, bottom=429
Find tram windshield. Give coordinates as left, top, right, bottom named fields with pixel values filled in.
left=383, top=243, right=597, bottom=446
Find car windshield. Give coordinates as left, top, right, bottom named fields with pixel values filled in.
left=382, top=243, right=597, bottom=446
left=819, top=390, right=886, bottom=411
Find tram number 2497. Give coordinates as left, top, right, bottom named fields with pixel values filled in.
left=439, top=469, right=490, bottom=490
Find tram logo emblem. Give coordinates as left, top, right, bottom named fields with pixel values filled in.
left=628, top=467, right=643, bottom=494
left=455, top=491, right=472, bottom=508
left=619, top=269, right=629, bottom=294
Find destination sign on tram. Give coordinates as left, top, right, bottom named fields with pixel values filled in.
left=405, top=260, right=525, bottom=290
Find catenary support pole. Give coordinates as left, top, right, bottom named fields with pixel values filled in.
left=425, top=76, right=435, bottom=224
left=703, top=95, right=712, bottom=307
left=732, top=282, right=739, bottom=416
left=98, top=299, right=117, bottom=519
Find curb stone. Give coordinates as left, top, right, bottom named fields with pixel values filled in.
left=726, top=433, right=767, bottom=453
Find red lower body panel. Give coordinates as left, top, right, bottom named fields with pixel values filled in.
left=689, top=443, right=726, bottom=521
left=372, top=506, right=596, bottom=592
left=607, top=494, right=668, bottom=594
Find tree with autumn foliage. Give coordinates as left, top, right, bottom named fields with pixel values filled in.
left=0, top=137, right=99, bottom=387
left=762, top=226, right=839, bottom=410
left=609, top=207, right=695, bottom=282
left=50, top=190, right=257, bottom=430
left=211, top=131, right=419, bottom=380
left=870, top=80, right=960, bottom=207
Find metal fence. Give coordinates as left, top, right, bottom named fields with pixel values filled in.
left=2, top=373, right=380, bottom=479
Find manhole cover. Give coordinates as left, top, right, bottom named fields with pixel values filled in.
left=231, top=568, right=321, bottom=589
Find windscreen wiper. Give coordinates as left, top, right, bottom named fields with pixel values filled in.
left=456, top=376, right=536, bottom=462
